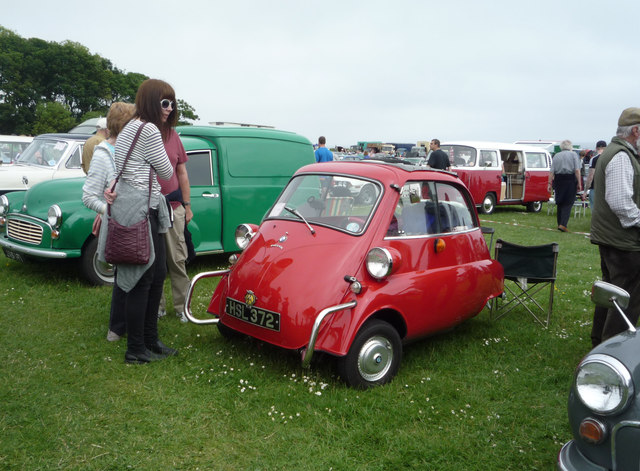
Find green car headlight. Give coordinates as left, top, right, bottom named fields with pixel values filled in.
left=47, top=204, right=62, bottom=229
left=575, top=354, right=633, bottom=415
left=0, top=194, right=8, bottom=216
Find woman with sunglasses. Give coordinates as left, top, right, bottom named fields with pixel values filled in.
left=107, top=78, right=176, bottom=364
left=156, top=93, right=194, bottom=325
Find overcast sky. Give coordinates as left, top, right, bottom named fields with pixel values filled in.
left=3, top=0, right=639, bottom=148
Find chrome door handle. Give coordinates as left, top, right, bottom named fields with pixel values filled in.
left=203, top=193, right=220, bottom=199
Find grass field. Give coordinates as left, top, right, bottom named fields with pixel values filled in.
left=1, top=203, right=599, bottom=470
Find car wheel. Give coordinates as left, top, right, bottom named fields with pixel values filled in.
left=217, top=321, right=242, bottom=339
left=480, top=193, right=496, bottom=214
left=80, top=237, right=114, bottom=286
left=526, top=201, right=542, bottom=213
left=337, top=319, right=402, bottom=389
left=356, top=184, right=377, bottom=205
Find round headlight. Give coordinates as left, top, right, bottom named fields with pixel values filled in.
left=235, top=224, right=256, bottom=250
left=366, top=247, right=393, bottom=280
left=47, top=205, right=62, bottom=228
left=575, top=354, right=633, bottom=415
left=0, top=195, right=8, bottom=216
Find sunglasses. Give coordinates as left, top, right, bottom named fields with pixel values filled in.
left=160, top=99, right=175, bottom=110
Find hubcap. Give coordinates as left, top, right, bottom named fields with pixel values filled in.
left=357, top=335, right=393, bottom=381
left=94, top=253, right=115, bottom=282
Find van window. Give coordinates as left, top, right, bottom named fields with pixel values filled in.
left=442, top=145, right=476, bottom=167
left=226, top=138, right=308, bottom=177
left=479, top=150, right=499, bottom=167
left=525, top=152, right=548, bottom=169
left=186, top=150, right=215, bottom=186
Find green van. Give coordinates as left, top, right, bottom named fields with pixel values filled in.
left=0, top=125, right=315, bottom=284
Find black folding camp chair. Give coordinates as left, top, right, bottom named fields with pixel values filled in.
left=490, top=239, right=559, bottom=328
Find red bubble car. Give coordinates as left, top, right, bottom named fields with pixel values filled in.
left=186, top=159, right=504, bottom=388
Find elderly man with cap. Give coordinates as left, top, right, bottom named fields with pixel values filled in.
left=590, top=107, right=640, bottom=346
left=81, top=117, right=109, bottom=174
left=584, top=139, right=607, bottom=209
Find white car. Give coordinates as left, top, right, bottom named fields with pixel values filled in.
left=0, top=134, right=89, bottom=194
left=0, top=135, right=33, bottom=165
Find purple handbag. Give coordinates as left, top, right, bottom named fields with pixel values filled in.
left=104, top=123, right=153, bottom=265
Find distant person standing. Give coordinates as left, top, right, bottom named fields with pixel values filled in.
left=315, top=136, right=333, bottom=162
left=427, top=139, right=450, bottom=170
left=81, top=118, right=109, bottom=174
left=590, top=108, right=640, bottom=346
left=584, top=140, right=607, bottom=209
left=548, top=140, right=582, bottom=232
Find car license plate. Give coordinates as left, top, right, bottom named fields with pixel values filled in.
left=3, top=248, right=25, bottom=263
left=225, top=297, right=281, bottom=332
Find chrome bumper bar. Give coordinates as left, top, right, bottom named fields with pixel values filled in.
left=0, top=237, right=72, bottom=259
left=301, top=301, right=357, bottom=368
left=184, top=269, right=230, bottom=325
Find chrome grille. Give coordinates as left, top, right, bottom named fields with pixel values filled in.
left=7, top=218, right=44, bottom=245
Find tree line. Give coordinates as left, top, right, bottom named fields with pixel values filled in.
left=0, top=26, right=198, bottom=136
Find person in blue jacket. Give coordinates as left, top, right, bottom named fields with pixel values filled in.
left=315, top=136, right=333, bottom=162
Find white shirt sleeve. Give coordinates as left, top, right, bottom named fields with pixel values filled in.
left=605, top=152, right=640, bottom=227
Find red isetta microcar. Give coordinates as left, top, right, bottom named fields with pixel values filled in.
left=186, top=160, right=504, bottom=388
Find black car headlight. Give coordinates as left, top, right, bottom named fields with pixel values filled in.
left=575, top=354, right=633, bottom=415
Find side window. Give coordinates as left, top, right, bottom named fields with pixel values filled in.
left=65, top=146, right=82, bottom=169
left=434, top=183, right=476, bottom=233
left=479, top=150, right=499, bottom=167
left=185, top=150, right=215, bottom=186
left=525, top=152, right=547, bottom=169
left=388, top=181, right=439, bottom=236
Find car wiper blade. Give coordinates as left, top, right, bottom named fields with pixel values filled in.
left=284, top=206, right=315, bottom=235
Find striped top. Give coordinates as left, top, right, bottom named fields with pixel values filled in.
left=114, top=120, right=173, bottom=203
left=82, top=140, right=116, bottom=215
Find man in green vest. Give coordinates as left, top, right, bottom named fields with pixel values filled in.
left=590, top=107, right=640, bottom=346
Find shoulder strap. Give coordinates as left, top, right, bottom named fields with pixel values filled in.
left=109, top=122, right=147, bottom=192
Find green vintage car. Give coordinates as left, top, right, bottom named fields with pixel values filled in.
left=0, top=125, right=315, bottom=284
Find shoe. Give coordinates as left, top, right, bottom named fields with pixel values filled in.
left=107, top=330, right=122, bottom=342
left=558, top=225, right=569, bottom=232
left=148, top=340, right=178, bottom=357
left=158, top=308, right=167, bottom=318
left=177, top=311, right=188, bottom=323
left=125, top=349, right=165, bottom=364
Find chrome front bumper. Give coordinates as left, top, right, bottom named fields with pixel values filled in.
left=0, top=236, right=74, bottom=259
left=185, top=269, right=356, bottom=367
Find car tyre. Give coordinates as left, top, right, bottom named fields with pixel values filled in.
left=526, top=201, right=542, bottom=213
left=480, top=193, right=496, bottom=214
left=337, top=319, right=402, bottom=389
left=217, top=321, right=242, bottom=340
left=80, top=237, right=114, bottom=286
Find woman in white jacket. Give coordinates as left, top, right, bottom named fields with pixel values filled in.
left=82, top=102, right=135, bottom=342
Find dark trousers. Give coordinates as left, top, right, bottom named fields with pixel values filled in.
left=554, top=174, right=577, bottom=227
left=123, top=211, right=167, bottom=355
left=109, top=275, right=126, bottom=336
left=591, top=245, right=640, bottom=346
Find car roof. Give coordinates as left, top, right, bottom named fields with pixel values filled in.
left=176, top=125, right=311, bottom=145
left=34, top=133, right=92, bottom=141
left=441, top=141, right=551, bottom=153
left=0, top=135, right=33, bottom=143
left=296, top=159, right=459, bottom=182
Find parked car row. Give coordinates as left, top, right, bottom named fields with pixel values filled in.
left=0, top=126, right=315, bottom=284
